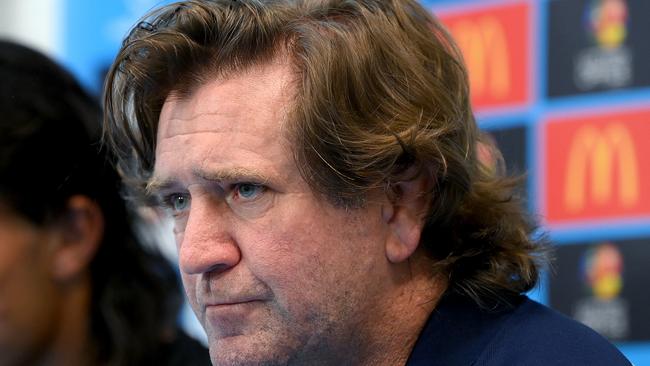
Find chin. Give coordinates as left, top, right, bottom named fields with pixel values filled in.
left=208, top=332, right=297, bottom=366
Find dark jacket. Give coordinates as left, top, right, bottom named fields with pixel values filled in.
left=407, top=294, right=631, bottom=365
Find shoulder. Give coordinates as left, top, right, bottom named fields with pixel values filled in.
left=407, top=294, right=631, bottom=366
left=480, top=297, right=631, bottom=366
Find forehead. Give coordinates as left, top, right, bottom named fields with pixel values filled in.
left=152, top=61, right=300, bottom=190
left=158, top=61, right=296, bottom=140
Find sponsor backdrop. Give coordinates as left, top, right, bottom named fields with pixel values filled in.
left=549, top=239, right=650, bottom=342
left=60, top=0, right=649, bottom=363
left=424, top=0, right=650, bottom=364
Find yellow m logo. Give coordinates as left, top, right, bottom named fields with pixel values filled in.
left=565, top=124, right=640, bottom=212
left=453, top=16, right=510, bottom=99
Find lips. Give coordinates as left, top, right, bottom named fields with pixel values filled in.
left=203, top=300, right=265, bottom=337
left=205, top=299, right=262, bottom=308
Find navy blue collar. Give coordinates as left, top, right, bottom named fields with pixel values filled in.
left=406, top=293, right=524, bottom=366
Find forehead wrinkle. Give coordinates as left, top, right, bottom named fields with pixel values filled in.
left=159, top=110, right=287, bottom=141
left=160, top=112, right=239, bottom=139
left=160, top=63, right=296, bottom=139
left=167, top=110, right=235, bottom=122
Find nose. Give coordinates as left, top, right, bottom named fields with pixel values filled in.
left=178, top=197, right=241, bottom=275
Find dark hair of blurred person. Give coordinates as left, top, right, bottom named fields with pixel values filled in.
left=0, top=40, right=210, bottom=366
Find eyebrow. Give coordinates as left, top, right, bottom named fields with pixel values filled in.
left=145, top=178, right=176, bottom=197
left=146, top=167, right=269, bottom=196
left=195, top=167, right=268, bottom=183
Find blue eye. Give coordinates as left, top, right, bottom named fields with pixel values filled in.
left=166, top=193, right=190, bottom=213
left=236, top=183, right=264, bottom=200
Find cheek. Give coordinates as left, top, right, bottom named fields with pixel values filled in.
left=180, top=273, right=199, bottom=307
left=241, top=208, right=358, bottom=302
left=237, top=217, right=322, bottom=294
left=174, top=231, right=184, bottom=251
left=0, top=231, right=47, bottom=314
left=0, top=251, right=59, bottom=362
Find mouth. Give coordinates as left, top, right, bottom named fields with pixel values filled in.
left=205, top=299, right=262, bottom=309
left=203, top=300, right=265, bottom=336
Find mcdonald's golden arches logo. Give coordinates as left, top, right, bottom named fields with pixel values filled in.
left=545, top=110, right=650, bottom=224
left=564, top=123, right=639, bottom=212
left=453, top=17, right=510, bottom=100
left=438, top=2, right=530, bottom=111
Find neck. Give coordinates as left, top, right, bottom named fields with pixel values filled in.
left=358, top=255, right=447, bottom=366
left=36, top=274, right=96, bottom=366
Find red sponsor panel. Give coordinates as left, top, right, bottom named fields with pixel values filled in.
left=544, top=108, right=650, bottom=225
left=437, top=2, right=531, bottom=112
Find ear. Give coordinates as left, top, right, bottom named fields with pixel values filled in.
left=382, top=166, right=433, bottom=263
left=50, top=195, right=104, bottom=281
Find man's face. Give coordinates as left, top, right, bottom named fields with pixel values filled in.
left=0, top=207, right=61, bottom=366
left=153, top=62, right=397, bottom=365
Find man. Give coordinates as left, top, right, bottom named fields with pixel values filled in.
left=0, top=41, right=210, bottom=365
left=103, top=0, right=631, bottom=365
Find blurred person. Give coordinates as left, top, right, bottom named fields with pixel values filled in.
left=0, top=40, right=211, bottom=366
left=103, top=1, right=631, bottom=365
